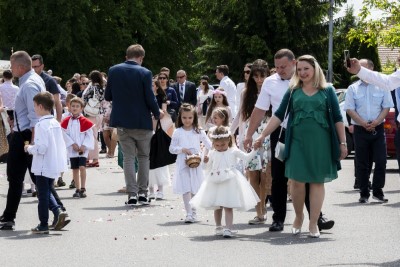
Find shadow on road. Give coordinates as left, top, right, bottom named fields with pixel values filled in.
left=189, top=231, right=334, bottom=245
left=320, top=258, right=400, bottom=266
left=0, top=230, right=62, bottom=240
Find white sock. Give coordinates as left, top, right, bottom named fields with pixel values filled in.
left=182, top=192, right=192, bottom=216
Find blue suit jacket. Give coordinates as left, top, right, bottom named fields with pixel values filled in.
left=105, top=61, right=160, bottom=130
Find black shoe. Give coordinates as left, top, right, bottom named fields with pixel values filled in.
left=73, top=190, right=80, bottom=198
left=69, top=180, right=75, bottom=189
left=79, top=188, right=87, bottom=198
left=57, top=177, right=66, bottom=187
left=269, top=221, right=284, bottom=232
left=99, top=149, right=107, bottom=154
left=317, top=215, right=335, bottom=231
left=31, top=224, right=49, bottom=234
left=138, top=194, right=151, bottom=205
left=0, top=215, right=15, bottom=230
left=353, top=183, right=360, bottom=190
left=372, top=194, right=388, bottom=203
left=125, top=195, right=138, bottom=206
left=359, top=197, right=369, bottom=204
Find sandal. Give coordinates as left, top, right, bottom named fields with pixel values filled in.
left=86, top=162, right=99, bottom=167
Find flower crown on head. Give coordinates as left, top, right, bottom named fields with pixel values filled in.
left=209, top=130, right=231, bottom=139
left=212, top=89, right=227, bottom=96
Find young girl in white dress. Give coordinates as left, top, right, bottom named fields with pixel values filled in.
left=205, top=88, right=232, bottom=130
left=169, top=104, right=212, bottom=223
left=190, top=126, right=260, bottom=237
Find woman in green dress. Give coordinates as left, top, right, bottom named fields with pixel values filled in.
left=254, top=55, right=347, bottom=238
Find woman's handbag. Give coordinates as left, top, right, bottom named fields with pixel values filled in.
left=84, top=86, right=101, bottom=117
left=274, top=89, right=293, bottom=162
left=150, top=120, right=177, bottom=169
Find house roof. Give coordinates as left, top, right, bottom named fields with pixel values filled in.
left=378, top=46, right=400, bottom=66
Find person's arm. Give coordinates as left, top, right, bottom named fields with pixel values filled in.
left=26, top=126, right=48, bottom=155
left=167, top=88, right=179, bottom=109
left=53, top=93, right=63, bottom=122
left=253, top=115, right=282, bottom=149
left=104, top=69, right=113, bottom=102
left=348, top=58, right=400, bottom=91
left=335, top=121, right=347, bottom=160
left=243, top=108, right=266, bottom=150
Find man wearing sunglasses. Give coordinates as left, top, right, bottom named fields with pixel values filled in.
left=31, top=55, right=63, bottom=123
left=173, top=70, right=197, bottom=110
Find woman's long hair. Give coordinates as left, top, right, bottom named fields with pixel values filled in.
left=241, top=60, right=270, bottom=121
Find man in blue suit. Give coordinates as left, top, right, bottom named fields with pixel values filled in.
left=105, top=44, right=163, bottom=206
left=173, top=69, right=197, bottom=110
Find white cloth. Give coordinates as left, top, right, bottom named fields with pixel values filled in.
left=357, top=67, right=400, bottom=92
left=149, top=166, right=170, bottom=186
left=219, top=76, right=237, bottom=115
left=255, top=73, right=290, bottom=128
left=62, top=116, right=95, bottom=158
left=27, top=115, right=68, bottom=179
left=0, top=80, right=18, bottom=109
left=169, top=127, right=212, bottom=194
left=190, top=147, right=260, bottom=211
left=235, top=82, right=245, bottom=117
left=197, top=89, right=213, bottom=129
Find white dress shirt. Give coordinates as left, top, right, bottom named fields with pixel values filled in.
left=358, top=67, right=400, bottom=91
left=219, top=76, right=237, bottom=116
left=255, top=73, right=290, bottom=127
left=0, top=80, right=19, bottom=109
left=27, top=115, right=68, bottom=179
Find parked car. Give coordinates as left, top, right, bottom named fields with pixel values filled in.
left=337, top=89, right=396, bottom=157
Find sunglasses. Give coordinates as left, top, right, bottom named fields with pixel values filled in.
left=243, top=70, right=251, bottom=74
left=81, top=82, right=89, bottom=85
left=158, top=77, right=167, bottom=80
left=177, top=75, right=185, bottom=79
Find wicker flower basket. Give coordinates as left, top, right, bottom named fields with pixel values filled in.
left=186, top=154, right=201, bottom=168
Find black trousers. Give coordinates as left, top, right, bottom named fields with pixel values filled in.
left=354, top=124, right=387, bottom=198
left=3, top=131, right=34, bottom=220
left=270, top=127, right=288, bottom=223
left=2, top=132, right=65, bottom=221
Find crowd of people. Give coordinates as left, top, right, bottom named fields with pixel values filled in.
left=0, top=44, right=396, bottom=238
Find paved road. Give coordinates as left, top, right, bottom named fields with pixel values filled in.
left=0, top=153, right=399, bottom=267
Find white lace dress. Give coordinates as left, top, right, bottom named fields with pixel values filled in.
left=169, top=127, right=212, bottom=194
left=190, top=147, right=260, bottom=211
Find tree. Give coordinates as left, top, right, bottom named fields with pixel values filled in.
left=0, top=0, right=199, bottom=81
left=347, top=0, right=400, bottom=48
left=191, top=0, right=347, bottom=83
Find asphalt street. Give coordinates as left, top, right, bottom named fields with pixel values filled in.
left=0, top=152, right=399, bottom=267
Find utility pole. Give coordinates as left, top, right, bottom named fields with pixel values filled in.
left=327, top=0, right=334, bottom=83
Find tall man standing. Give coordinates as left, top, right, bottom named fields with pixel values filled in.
left=31, top=55, right=63, bottom=122
left=216, top=65, right=237, bottom=115
left=173, top=69, right=197, bottom=109
left=0, top=51, right=45, bottom=230
left=244, top=49, right=334, bottom=232
left=105, top=44, right=163, bottom=206
left=345, top=59, right=393, bottom=203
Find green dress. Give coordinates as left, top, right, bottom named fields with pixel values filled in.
left=285, top=89, right=338, bottom=183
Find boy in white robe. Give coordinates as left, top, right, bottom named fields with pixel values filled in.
left=24, top=92, right=69, bottom=234
left=61, top=97, right=94, bottom=198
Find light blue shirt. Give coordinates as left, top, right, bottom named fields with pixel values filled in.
left=13, top=69, right=45, bottom=131
left=344, top=80, right=393, bottom=125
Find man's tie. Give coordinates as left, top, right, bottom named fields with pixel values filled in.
left=180, top=84, right=184, bottom=100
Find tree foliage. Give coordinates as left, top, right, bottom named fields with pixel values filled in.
left=347, top=0, right=400, bottom=48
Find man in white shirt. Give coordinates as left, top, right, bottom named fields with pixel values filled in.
left=216, top=65, right=237, bottom=116
left=347, top=56, right=400, bottom=91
